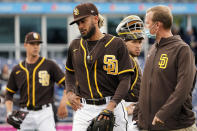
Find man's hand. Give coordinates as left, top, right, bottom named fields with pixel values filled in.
left=126, top=103, right=135, bottom=115
left=152, top=116, right=164, bottom=125
left=87, top=109, right=115, bottom=131
left=98, top=101, right=116, bottom=121
left=7, top=110, right=28, bottom=129
left=106, top=100, right=116, bottom=111
left=66, top=91, right=82, bottom=111
left=57, top=93, right=68, bottom=119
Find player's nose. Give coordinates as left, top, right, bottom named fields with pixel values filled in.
left=78, top=24, right=84, bottom=30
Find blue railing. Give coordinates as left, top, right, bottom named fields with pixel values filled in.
left=0, top=2, right=197, bottom=14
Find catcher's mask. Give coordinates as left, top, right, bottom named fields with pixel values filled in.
left=116, top=15, right=145, bottom=41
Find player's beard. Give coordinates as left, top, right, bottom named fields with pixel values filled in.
left=81, top=23, right=96, bottom=40
left=129, top=51, right=140, bottom=57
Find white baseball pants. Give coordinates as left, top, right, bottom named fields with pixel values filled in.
left=19, top=104, right=56, bottom=131
left=72, top=99, right=128, bottom=131
left=124, top=101, right=139, bottom=131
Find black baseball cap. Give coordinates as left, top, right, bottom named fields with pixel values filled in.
left=25, top=32, right=42, bottom=44
left=70, top=3, right=99, bottom=25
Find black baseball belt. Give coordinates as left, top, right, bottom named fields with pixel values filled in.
left=21, top=103, right=51, bottom=111
left=80, top=97, right=112, bottom=105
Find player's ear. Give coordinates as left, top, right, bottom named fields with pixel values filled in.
left=93, top=15, right=99, bottom=25
left=24, top=43, right=27, bottom=48
left=156, top=21, right=161, bottom=28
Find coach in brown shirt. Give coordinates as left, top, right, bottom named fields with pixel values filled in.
left=136, top=5, right=197, bottom=131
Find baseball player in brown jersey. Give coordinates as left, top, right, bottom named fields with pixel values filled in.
left=64, top=2, right=134, bottom=131
left=116, top=15, right=145, bottom=131
left=57, top=14, right=105, bottom=118
left=5, top=32, right=66, bottom=131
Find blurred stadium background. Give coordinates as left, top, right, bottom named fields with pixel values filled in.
left=0, top=0, right=197, bottom=131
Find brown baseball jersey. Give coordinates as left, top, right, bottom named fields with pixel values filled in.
left=124, top=56, right=142, bottom=102
left=5, top=57, right=65, bottom=107
left=65, top=34, right=134, bottom=104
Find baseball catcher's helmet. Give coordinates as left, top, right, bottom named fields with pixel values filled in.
left=116, top=15, right=145, bottom=40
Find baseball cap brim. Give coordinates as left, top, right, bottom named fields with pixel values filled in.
left=69, top=15, right=90, bottom=25
left=28, top=40, right=43, bottom=44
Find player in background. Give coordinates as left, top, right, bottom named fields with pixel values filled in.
left=5, top=32, right=67, bottom=131
left=116, top=15, right=145, bottom=131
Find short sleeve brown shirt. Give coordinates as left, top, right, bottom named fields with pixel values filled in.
left=66, top=34, right=133, bottom=99
left=6, top=57, right=65, bottom=107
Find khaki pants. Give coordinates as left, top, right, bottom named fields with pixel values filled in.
left=141, top=124, right=197, bottom=131
left=169, top=124, right=197, bottom=131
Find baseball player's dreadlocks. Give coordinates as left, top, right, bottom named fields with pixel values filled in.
left=116, top=15, right=145, bottom=41
left=98, top=14, right=104, bottom=28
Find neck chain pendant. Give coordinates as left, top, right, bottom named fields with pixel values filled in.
left=87, top=55, right=91, bottom=61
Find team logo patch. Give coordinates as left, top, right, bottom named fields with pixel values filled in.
left=38, top=70, right=50, bottom=86
left=158, top=54, right=168, bottom=69
left=33, top=33, right=39, bottom=40
left=74, top=8, right=79, bottom=16
left=103, top=55, right=118, bottom=75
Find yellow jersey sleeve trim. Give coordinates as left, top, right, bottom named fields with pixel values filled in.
left=118, top=69, right=134, bottom=75
left=58, top=76, right=65, bottom=85
left=105, top=36, right=116, bottom=47
left=6, top=87, right=16, bottom=93
left=65, top=66, right=75, bottom=72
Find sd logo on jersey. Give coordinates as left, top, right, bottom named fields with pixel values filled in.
left=103, top=55, right=118, bottom=75
left=38, top=70, right=50, bottom=86
left=158, top=54, right=168, bottom=69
